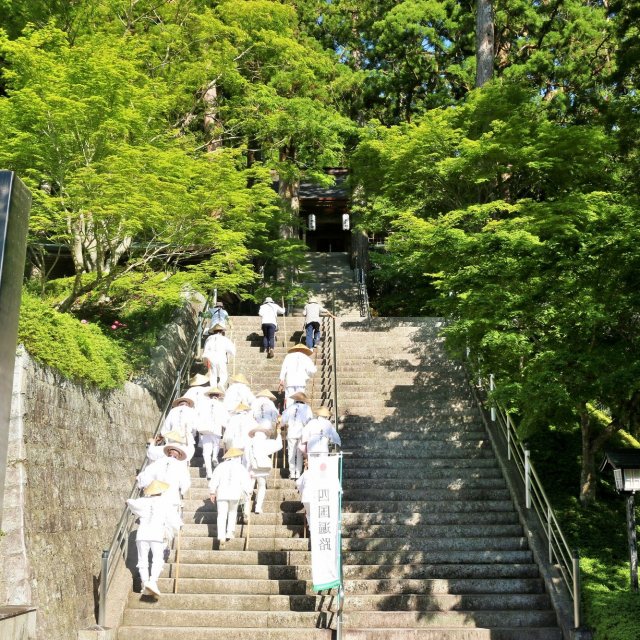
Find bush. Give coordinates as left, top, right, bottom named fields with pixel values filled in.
left=17, top=291, right=129, bottom=389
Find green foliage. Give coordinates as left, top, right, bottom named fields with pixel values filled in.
left=527, top=420, right=640, bottom=639
left=17, top=290, right=128, bottom=388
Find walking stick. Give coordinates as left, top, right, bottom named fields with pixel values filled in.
left=281, top=296, right=287, bottom=348
left=173, top=527, right=181, bottom=593
left=245, top=502, right=252, bottom=550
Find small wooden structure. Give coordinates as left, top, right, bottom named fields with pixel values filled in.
left=601, top=450, right=640, bottom=591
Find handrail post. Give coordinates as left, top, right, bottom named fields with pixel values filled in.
left=572, top=548, right=581, bottom=629
left=525, top=447, right=531, bottom=509
left=489, top=374, right=496, bottom=422
left=547, top=504, right=553, bottom=563
left=98, top=549, right=109, bottom=627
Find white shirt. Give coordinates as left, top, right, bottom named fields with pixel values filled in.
left=198, top=397, right=229, bottom=436
left=279, top=352, right=317, bottom=387
left=137, top=456, right=191, bottom=506
left=202, top=334, right=236, bottom=363
left=303, top=302, right=329, bottom=324
left=207, top=307, right=229, bottom=328
left=223, top=412, right=257, bottom=450
left=258, top=302, right=285, bottom=327
left=224, top=382, right=255, bottom=411
left=248, top=432, right=283, bottom=478
left=209, top=458, right=253, bottom=501
left=302, top=417, right=341, bottom=454
left=183, top=385, right=209, bottom=414
left=161, top=405, right=197, bottom=447
left=281, top=402, right=313, bottom=439
left=127, top=494, right=182, bottom=542
left=251, top=397, right=279, bottom=431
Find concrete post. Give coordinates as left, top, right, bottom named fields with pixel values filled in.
left=0, top=171, right=31, bottom=530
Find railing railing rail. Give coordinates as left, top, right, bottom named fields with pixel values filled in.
left=469, top=368, right=582, bottom=630
left=97, top=295, right=211, bottom=627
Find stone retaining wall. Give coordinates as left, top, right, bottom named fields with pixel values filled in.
left=0, top=293, right=204, bottom=640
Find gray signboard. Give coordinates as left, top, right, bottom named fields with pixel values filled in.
left=0, top=171, right=31, bottom=529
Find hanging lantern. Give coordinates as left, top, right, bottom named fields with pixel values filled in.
left=342, top=213, right=350, bottom=231
left=308, top=214, right=316, bottom=231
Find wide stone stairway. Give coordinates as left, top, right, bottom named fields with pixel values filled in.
left=116, top=252, right=561, bottom=639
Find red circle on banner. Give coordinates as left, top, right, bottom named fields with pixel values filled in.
left=320, top=463, right=327, bottom=471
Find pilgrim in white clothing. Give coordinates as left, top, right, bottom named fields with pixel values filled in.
left=208, top=448, right=253, bottom=546
left=258, top=297, right=285, bottom=358
left=246, top=427, right=283, bottom=513
left=198, top=388, right=229, bottom=479
left=183, top=373, right=210, bottom=413
left=137, top=444, right=191, bottom=512
left=279, top=345, right=316, bottom=408
left=202, top=325, right=236, bottom=388
left=160, top=397, right=197, bottom=460
left=301, top=406, right=341, bottom=455
left=280, top=392, right=313, bottom=479
left=251, top=389, right=279, bottom=435
left=126, top=480, right=182, bottom=597
left=223, top=373, right=255, bottom=411
left=222, top=403, right=258, bottom=458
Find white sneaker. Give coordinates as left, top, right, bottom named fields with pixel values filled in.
left=145, top=581, right=161, bottom=597
left=227, top=533, right=235, bottom=540
left=254, top=508, right=262, bottom=514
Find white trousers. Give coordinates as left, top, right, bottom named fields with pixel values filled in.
left=136, top=540, right=165, bottom=584
left=287, top=437, right=304, bottom=478
left=216, top=499, right=239, bottom=540
left=201, top=434, right=221, bottom=478
left=208, top=359, right=229, bottom=389
left=251, top=476, right=267, bottom=512
left=284, top=385, right=305, bottom=408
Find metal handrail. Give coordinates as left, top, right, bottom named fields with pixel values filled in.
left=97, top=297, right=210, bottom=627
left=471, top=371, right=582, bottom=630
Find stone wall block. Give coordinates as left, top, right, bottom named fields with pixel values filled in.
left=1, top=298, right=205, bottom=639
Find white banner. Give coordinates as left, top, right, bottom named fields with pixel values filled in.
left=306, top=454, right=341, bottom=591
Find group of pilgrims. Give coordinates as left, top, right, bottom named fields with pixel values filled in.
left=126, top=300, right=341, bottom=599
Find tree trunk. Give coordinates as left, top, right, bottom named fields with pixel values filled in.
left=579, top=408, right=597, bottom=506
left=278, top=145, right=299, bottom=240
left=203, top=80, right=222, bottom=152
left=476, top=0, right=494, bottom=88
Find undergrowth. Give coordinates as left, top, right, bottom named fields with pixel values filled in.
left=18, top=291, right=129, bottom=389
left=528, top=423, right=640, bottom=639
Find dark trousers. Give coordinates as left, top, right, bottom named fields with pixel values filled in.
left=262, top=323, right=276, bottom=350
left=305, top=321, right=320, bottom=348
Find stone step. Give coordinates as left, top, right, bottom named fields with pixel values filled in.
left=345, top=578, right=546, bottom=595
left=343, top=629, right=562, bottom=640
left=167, top=549, right=533, bottom=565
left=340, top=500, right=516, bottom=514
left=151, top=576, right=545, bottom=596
left=341, top=610, right=558, bottom=628
left=341, top=468, right=503, bottom=480
left=118, top=627, right=332, bottom=640
left=340, top=478, right=507, bottom=490
left=178, top=537, right=309, bottom=551
left=125, top=592, right=551, bottom=612
left=341, top=458, right=499, bottom=469
left=341, top=537, right=530, bottom=552
left=122, top=609, right=332, bottom=628
left=165, top=562, right=540, bottom=581
left=343, top=488, right=512, bottom=501
left=122, top=608, right=556, bottom=629
left=182, top=511, right=304, bottom=525
left=342, top=524, right=523, bottom=538
left=181, top=524, right=305, bottom=538
left=341, top=430, right=489, bottom=441
left=340, top=512, right=521, bottom=526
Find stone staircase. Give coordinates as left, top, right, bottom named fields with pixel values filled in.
left=336, top=317, right=561, bottom=639
left=117, top=315, right=334, bottom=640
left=116, top=255, right=562, bottom=640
